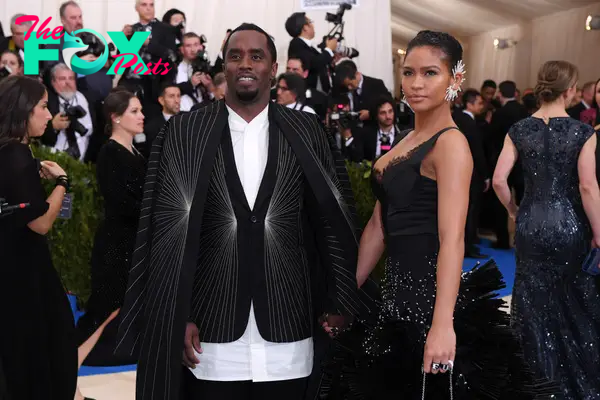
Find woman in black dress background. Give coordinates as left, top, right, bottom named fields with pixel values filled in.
left=76, top=89, right=146, bottom=366
left=494, top=61, right=600, bottom=398
left=0, top=75, right=77, bottom=399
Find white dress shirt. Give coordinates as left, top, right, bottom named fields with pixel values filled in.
left=176, top=61, right=213, bottom=112
left=286, top=102, right=316, bottom=115
left=53, top=91, right=93, bottom=161
left=188, top=104, right=314, bottom=382
left=463, top=110, right=475, bottom=120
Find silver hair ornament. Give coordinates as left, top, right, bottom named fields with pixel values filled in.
left=445, top=60, right=466, bottom=102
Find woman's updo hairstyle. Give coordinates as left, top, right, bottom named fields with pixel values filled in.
left=534, top=60, right=578, bottom=104
left=103, top=88, right=136, bottom=135
left=405, top=30, right=463, bottom=72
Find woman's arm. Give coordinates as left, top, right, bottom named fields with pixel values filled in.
left=492, top=135, right=519, bottom=219
left=423, top=130, right=472, bottom=373
left=578, top=134, right=600, bottom=243
left=27, top=185, right=66, bottom=235
left=356, top=201, right=385, bottom=288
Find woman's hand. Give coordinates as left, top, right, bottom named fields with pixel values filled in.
left=40, top=161, right=66, bottom=180
left=423, top=323, right=456, bottom=374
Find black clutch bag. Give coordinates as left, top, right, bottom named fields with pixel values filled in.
left=582, top=248, right=600, bottom=276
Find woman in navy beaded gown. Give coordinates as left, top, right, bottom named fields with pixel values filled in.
left=319, top=31, right=558, bottom=399
left=494, top=61, right=600, bottom=399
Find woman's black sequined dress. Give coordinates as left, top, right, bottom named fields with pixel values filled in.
left=319, top=128, right=559, bottom=399
left=509, top=117, right=600, bottom=399
left=76, top=139, right=146, bottom=365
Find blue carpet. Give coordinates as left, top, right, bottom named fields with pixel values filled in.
left=463, top=238, right=515, bottom=298
left=75, top=239, right=516, bottom=377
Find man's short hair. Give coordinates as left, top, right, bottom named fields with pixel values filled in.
left=182, top=32, right=201, bottom=43
left=59, top=1, right=80, bottom=18
left=159, top=82, right=180, bottom=97
left=481, top=79, right=497, bottom=90
left=334, top=60, right=358, bottom=82
left=372, top=95, right=395, bottom=118
left=285, top=12, right=307, bottom=38
left=278, top=72, right=305, bottom=99
left=498, top=80, right=517, bottom=98
left=50, top=63, right=75, bottom=80
left=213, top=72, right=226, bottom=86
left=287, top=55, right=310, bottom=72
left=222, top=23, right=277, bottom=63
left=11, top=13, right=33, bottom=28
left=462, top=89, right=481, bottom=106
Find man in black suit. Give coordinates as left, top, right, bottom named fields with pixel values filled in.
left=116, top=23, right=375, bottom=400
left=334, top=60, right=391, bottom=124
left=286, top=56, right=328, bottom=121
left=0, top=13, right=29, bottom=62
left=567, top=81, right=595, bottom=121
left=343, top=95, right=398, bottom=162
left=452, top=90, right=489, bottom=258
left=138, top=83, right=180, bottom=157
left=285, top=12, right=338, bottom=93
left=487, top=80, right=528, bottom=249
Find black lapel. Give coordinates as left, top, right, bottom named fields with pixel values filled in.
left=253, top=107, right=280, bottom=211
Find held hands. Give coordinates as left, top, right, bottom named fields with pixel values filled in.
left=182, top=322, right=202, bottom=369
left=39, top=161, right=66, bottom=180
left=320, top=313, right=347, bottom=338
left=423, top=323, right=456, bottom=374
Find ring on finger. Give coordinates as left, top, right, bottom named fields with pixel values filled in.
left=431, top=362, right=440, bottom=371
left=440, top=363, right=449, bottom=372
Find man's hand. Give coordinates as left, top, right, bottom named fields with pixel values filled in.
left=122, top=24, right=133, bottom=37
left=326, top=37, right=338, bottom=52
left=320, top=313, right=348, bottom=338
left=52, top=113, right=70, bottom=131
left=183, top=322, right=202, bottom=368
left=191, top=72, right=203, bottom=87
left=359, top=110, right=370, bottom=121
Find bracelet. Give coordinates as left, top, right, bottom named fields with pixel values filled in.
left=55, top=175, right=70, bottom=192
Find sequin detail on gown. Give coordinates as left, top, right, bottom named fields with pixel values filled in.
left=509, top=117, right=600, bottom=399
left=318, top=128, right=560, bottom=399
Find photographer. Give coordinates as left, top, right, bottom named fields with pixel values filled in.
left=286, top=12, right=337, bottom=93
left=276, top=73, right=317, bottom=114
left=162, top=8, right=186, bottom=45
left=0, top=50, right=23, bottom=78
left=175, top=32, right=216, bottom=111
left=0, top=75, right=76, bottom=400
left=120, top=0, right=178, bottom=116
left=340, top=95, right=399, bottom=162
left=326, top=96, right=362, bottom=161
left=334, top=60, right=391, bottom=124
left=41, top=63, right=95, bottom=162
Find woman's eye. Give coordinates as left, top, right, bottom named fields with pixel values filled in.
left=425, top=70, right=437, bottom=76
left=402, top=71, right=413, bottom=76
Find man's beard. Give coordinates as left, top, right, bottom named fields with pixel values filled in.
left=235, top=88, right=259, bottom=104
left=60, top=91, right=76, bottom=101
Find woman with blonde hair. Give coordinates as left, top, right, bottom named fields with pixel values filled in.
left=494, top=60, right=600, bottom=398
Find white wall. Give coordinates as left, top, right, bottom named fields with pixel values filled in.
left=2, top=0, right=394, bottom=90
left=465, top=3, right=600, bottom=90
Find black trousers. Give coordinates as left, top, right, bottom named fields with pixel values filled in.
left=180, top=368, right=309, bottom=400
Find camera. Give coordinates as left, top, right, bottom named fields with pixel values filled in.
left=325, top=2, right=352, bottom=25
left=330, top=109, right=360, bottom=129
left=75, top=32, right=105, bottom=58
left=63, top=105, right=88, bottom=136
left=191, top=50, right=211, bottom=75
left=320, top=3, right=359, bottom=59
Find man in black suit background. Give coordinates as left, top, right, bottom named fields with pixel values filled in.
left=139, top=83, right=180, bottom=157
left=452, top=89, right=489, bottom=258
left=334, top=60, right=391, bottom=125
left=343, top=95, right=398, bottom=163
left=285, top=12, right=338, bottom=94
left=487, top=80, right=528, bottom=249
left=567, top=81, right=595, bottom=121
left=285, top=56, right=328, bottom=121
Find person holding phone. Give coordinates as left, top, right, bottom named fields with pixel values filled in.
left=0, top=75, right=77, bottom=400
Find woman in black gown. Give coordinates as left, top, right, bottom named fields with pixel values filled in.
left=0, top=76, right=77, bottom=399
left=494, top=61, right=600, bottom=399
left=76, top=89, right=146, bottom=365
left=319, top=31, right=558, bottom=399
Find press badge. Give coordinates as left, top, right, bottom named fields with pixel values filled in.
left=58, top=193, right=73, bottom=219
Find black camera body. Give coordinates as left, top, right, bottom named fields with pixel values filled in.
left=63, top=105, right=88, bottom=135
left=325, top=3, right=352, bottom=26
left=0, top=67, right=11, bottom=81
left=191, top=50, right=211, bottom=75
left=330, top=110, right=360, bottom=129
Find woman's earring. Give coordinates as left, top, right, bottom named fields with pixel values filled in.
left=445, top=60, right=466, bottom=102
left=116, top=119, right=121, bottom=124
